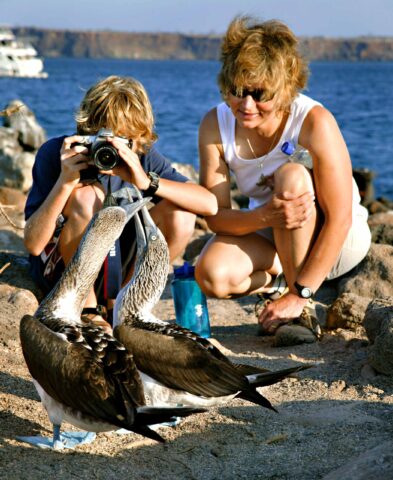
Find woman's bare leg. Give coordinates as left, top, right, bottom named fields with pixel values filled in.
left=195, top=233, right=282, bottom=299
left=272, top=162, right=319, bottom=290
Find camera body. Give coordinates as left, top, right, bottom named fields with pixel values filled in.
left=78, top=128, right=132, bottom=170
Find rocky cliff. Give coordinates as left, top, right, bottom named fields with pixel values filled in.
left=13, top=27, right=393, bottom=61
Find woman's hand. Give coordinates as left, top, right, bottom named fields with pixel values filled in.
left=259, top=191, right=315, bottom=229
left=258, top=292, right=308, bottom=333
left=103, top=137, right=150, bottom=190
left=59, top=135, right=90, bottom=185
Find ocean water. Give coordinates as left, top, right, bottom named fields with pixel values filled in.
left=0, top=58, right=392, bottom=198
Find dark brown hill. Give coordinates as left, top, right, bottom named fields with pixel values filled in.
left=13, top=27, right=393, bottom=61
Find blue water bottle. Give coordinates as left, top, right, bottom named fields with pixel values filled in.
left=171, top=262, right=211, bottom=338
left=281, top=141, right=313, bottom=169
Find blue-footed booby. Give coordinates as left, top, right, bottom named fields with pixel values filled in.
left=113, top=189, right=311, bottom=409
left=19, top=199, right=205, bottom=449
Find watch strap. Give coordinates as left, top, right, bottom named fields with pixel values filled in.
left=144, top=171, right=160, bottom=196
left=294, top=281, right=313, bottom=299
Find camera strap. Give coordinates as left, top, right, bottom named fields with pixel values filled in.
left=103, top=175, right=118, bottom=207
left=102, top=176, right=122, bottom=299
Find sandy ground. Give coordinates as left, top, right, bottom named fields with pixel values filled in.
left=1, top=275, right=393, bottom=479
left=0, top=212, right=392, bottom=479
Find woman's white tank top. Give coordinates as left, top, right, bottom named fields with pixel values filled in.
left=216, top=93, right=365, bottom=217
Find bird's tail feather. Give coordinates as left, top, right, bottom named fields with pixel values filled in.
left=245, top=365, right=312, bottom=388
left=237, top=389, right=278, bottom=412
left=130, top=406, right=205, bottom=443
left=135, top=405, right=206, bottom=426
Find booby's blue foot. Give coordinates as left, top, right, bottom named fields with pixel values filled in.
left=17, top=431, right=96, bottom=450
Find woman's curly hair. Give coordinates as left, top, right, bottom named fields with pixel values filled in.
left=218, top=16, right=309, bottom=111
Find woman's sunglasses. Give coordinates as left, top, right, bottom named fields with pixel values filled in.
left=229, top=86, right=274, bottom=103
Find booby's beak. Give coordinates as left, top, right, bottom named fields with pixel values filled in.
left=113, top=184, right=160, bottom=247
left=120, top=196, right=152, bottom=223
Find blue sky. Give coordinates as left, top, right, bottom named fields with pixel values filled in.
left=1, top=0, right=392, bottom=37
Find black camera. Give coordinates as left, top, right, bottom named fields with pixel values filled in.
left=78, top=128, right=132, bottom=170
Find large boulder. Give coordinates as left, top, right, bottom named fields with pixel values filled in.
left=326, top=292, right=371, bottom=330
left=3, top=100, right=46, bottom=150
left=0, top=100, right=46, bottom=192
left=363, top=296, right=393, bottom=375
left=338, top=243, right=393, bottom=298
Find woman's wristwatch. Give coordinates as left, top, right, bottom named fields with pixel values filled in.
left=294, top=281, right=313, bottom=299
left=144, top=171, right=160, bottom=196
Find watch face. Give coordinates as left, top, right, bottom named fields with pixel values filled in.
left=301, top=287, right=313, bottom=299
left=295, top=282, right=313, bottom=299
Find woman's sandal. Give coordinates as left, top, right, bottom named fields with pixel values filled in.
left=255, top=273, right=288, bottom=335
left=274, top=300, right=323, bottom=347
left=254, top=274, right=323, bottom=343
left=81, top=305, right=113, bottom=334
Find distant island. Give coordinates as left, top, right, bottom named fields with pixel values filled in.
left=12, top=27, right=393, bottom=61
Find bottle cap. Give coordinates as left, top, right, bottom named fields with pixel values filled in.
left=173, top=261, right=195, bottom=278
left=281, top=141, right=296, bottom=156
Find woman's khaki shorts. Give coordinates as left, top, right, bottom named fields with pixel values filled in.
left=257, top=208, right=371, bottom=281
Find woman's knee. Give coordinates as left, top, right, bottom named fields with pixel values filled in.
left=195, top=254, right=233, bottom=298
left=274, top=162, right=314, bottom=196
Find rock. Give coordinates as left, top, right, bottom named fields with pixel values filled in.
left=171, top=162, right=199, bottom=183
left=338, top=244, right=393, bottom=298
left=330, top=380, right=346, bottom=392
left=322, top=441, right=393, bottom=480
left=0, top=150, right=35, bottom=192
left=360, top=363, right=378, bottom=381
left=370, top=223, right=393, bottom=246
left=363, top=296, right=393, bottom=343
left=0, top=252, right=43, bottom=300
left=2, top=100, right=46, bottom=150
left=353, top=167, right=375, bottom=206
left=0, top=127, right=35, bottom=192
left=0, top=186, right=27, bottom=211
left=368, top=200, right=391, bottom=214
left=8, top=288, right=38, bottom=312
left=0, top=230, right=26, bottom=255
left=363, top=296, right=393, bottom=375
left=0, top=100, right=46, bottom=192
left=274, top=324, right=317, bottom=347
left=368, top=212, right=393, bottom=245
left=368, top=212, right=393, bottom=227
left=326, top=293, right=371, bottom=330
left=0, top=283, right=39, bottom=346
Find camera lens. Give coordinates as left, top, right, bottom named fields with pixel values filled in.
left=92, top=144, right=120, bottom=170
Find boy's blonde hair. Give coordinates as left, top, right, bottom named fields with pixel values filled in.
left=75, top=75, right=157, bottom=152
left=218, top=16, right=309, bottom=111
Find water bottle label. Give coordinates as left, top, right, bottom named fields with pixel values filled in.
left=195, top=304, right=204, bottom=317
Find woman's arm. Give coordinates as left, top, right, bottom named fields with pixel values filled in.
left=259, top=106, right=355, bottom=332
left=296, top=105, right=353, bottom=293
left=199, top=108, right=313, bottom=235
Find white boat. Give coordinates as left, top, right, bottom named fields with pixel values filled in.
left=0, top=28, right=47, bottom=78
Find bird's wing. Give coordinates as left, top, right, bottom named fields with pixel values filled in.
left=20, top=315, right=145, bottom=429
left=115, top=323, right=248, bottom=398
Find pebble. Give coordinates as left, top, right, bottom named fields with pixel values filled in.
left=330, top=380, right=346, bottom=392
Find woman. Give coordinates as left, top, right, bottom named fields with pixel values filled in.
left=195, top=16, right=371, bottom=344
left=25, top=75, right=217, bottom=332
